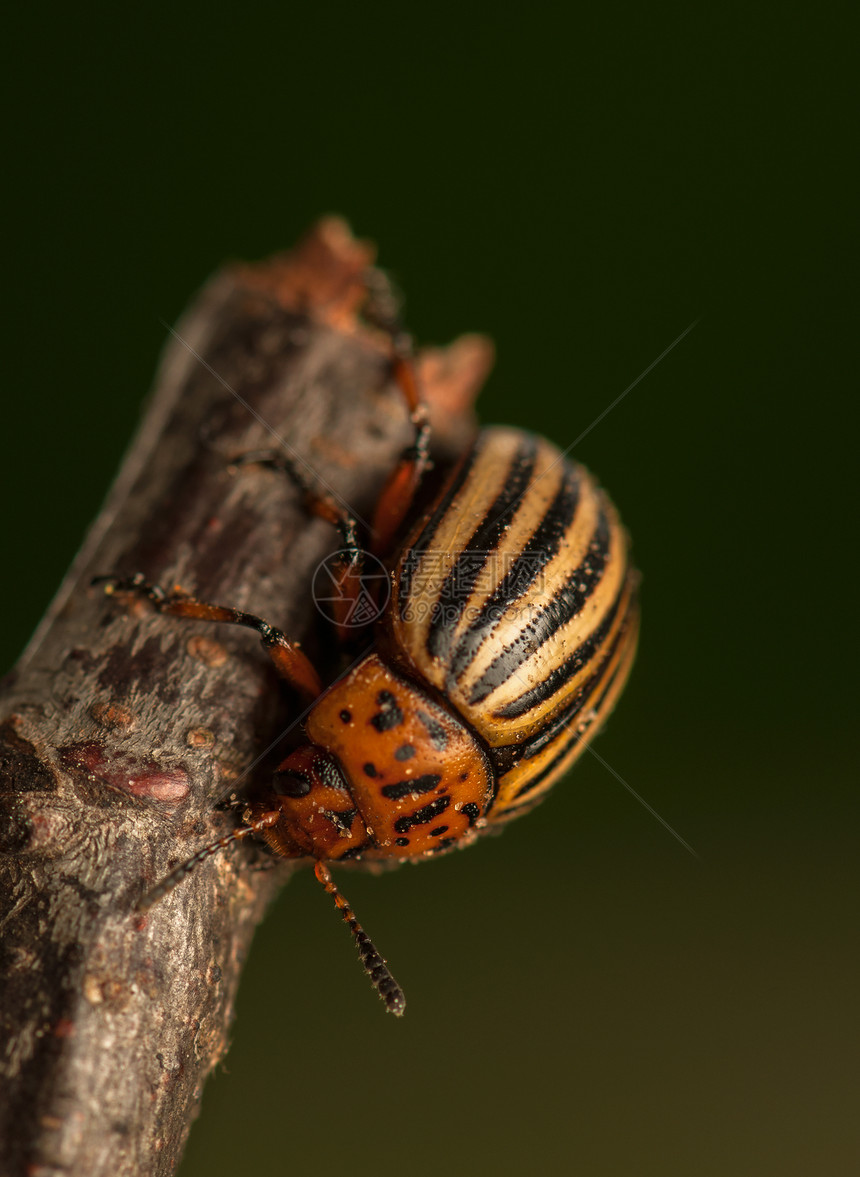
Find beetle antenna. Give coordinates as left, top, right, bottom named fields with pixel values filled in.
left=135, top=811, right=280, bottom=912
left=314, top=861, right=406, bottom=1016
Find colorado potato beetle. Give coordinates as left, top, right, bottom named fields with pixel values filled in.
left=99, top=308, right=639, bottom=1017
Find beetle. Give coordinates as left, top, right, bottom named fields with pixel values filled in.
left=99, top=306, right=639, bottom=1016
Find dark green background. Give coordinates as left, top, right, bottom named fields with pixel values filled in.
left=5, top=4, right=857, bottom=1175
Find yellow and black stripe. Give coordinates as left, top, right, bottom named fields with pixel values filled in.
left=389, top=426, right=639, bottom=822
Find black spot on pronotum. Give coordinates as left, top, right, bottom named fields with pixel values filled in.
left=394, top=795, right=451, bottom=833
left=416, top=709, right=448, bottom=751
left=363, top=762, right=378, bottom=778
left=381, top=773, right=442, bottom=801
left=429, top=825, right=449, bottom=837
left=395, top=837, right=410, bottom=847
left=461, top=802, right=480, bottom=826
left=339, top=709, right=351, bottom=723
left=371, top=691, right=404, bottom=732
left=459, top=771, right=468, bottom=780
left=395, top=743, right=416, bottom=761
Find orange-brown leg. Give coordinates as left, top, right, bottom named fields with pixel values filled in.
left=231, top=452, right=368, bottom=640
left=359, top=270, right=433, bottom=557
left=370, top=336, right=431, bottom=558
left=232, top=271, right=433, bottom=577
left=95, top=574, right=322, bottom=701
left=232, top=450, right=361, bottom=555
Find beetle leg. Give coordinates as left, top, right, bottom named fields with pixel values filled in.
left=94, top=574, right=322, bottom=700
left=231, top=450, right=361, bottom=555
left=370, top=335, right=432, bottom=558
left=359, top=272, right=433, bottom=557
left=231, top=452, right=368, bottom=641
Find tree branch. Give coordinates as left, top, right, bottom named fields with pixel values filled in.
left=0, top=219, right=492, bottom=1177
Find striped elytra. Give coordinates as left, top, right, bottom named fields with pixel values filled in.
left=388, top=426, right=639, bottom=822
left=106, top=313, right=639, bottom=1016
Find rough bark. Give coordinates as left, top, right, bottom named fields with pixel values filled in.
left=0, top=219, right=491, bottom=1177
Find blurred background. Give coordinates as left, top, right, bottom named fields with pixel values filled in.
left=5, top=3, right=857, bottom=1174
